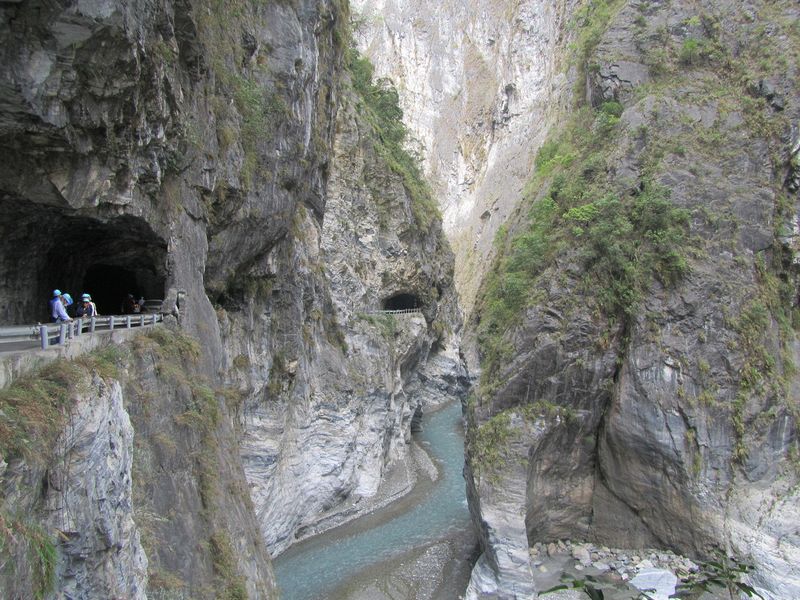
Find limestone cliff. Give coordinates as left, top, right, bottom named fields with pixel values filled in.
left=462, top=0, right=800, bottom=598
left=0, top=0, right=343, bottom=595
left=0, top=0, right=465, bottom=598
left=1, top=331, right=277, bottom=599
left=219, top=74, right=466, bottom=556
left=351, top=0, right=580, bottom=314
left=0, top=361, right=150, bottom=600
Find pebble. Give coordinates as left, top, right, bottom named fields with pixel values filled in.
left=637, top=559, right=654, bottom=569
left=529, top=539, right=703, bottom=589
left=572, top=545, right=592, bottom=565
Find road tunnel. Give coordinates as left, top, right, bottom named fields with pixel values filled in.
left=0, top=197, right=167, bottom=324
left=381, top=293, right=421, bottom=311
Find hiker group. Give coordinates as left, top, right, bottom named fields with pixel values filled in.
left=49, top=290, right=98, bottom=323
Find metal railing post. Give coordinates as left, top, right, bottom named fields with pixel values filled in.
left=0, top=314, right=166, bottom=356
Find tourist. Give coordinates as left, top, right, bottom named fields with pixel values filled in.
left=87, top=294, right=98, bottom=316
left=50, top=289, right=72, bottom=323
left=62, top=292, right=74, bottom=317
left=122, top=293, right=136, bottom=314
left=76, top=294, right=95, bottom=318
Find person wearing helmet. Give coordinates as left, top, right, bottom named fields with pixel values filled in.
left=50, top=289, right=72, bottom=323
left=76, top=293, right=95, bottom=318
left=62, top=292, right=74, bottom=317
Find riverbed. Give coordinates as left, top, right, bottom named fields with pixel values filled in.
left=273, top=401, right=476, bottom=599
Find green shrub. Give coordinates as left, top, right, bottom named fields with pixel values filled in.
left=535, top=140, right=576, bottom=177
left=0, top=513, right=57, bottom=600
left=679, top=37, right=709, bottom=65
left=476, top=196, right=557, bottom=384
left=475, top=103, right=690, bottom=391
left=346, top=48, right=440, bottom=231
left=569, top=0, right=626, bottom=100
left=470, top=411, right=513, bottom=476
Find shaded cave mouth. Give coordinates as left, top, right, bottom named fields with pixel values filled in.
left=53, top=219, right=167, bottom=318
left=0, top=198, right=168, bottom=323
left=82, top=263, right=164, bottom=316
left=382, top=293, right=422, bottom=311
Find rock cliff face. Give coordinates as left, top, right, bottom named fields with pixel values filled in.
left=0, top=0, right=465, bottom=598
left=351, top=0, right=579, bottom=313
left=1, top=374, right=148, bottom=600
left=336, top=1, right=798, bottom=598
left=220, top=80, right=466, bottom=555
left=461, top=0, right=800, bottom=598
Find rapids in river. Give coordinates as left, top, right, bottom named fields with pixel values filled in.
left=273, top=401, right=474, bottom=599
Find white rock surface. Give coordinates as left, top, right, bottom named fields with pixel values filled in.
left=227, top=87, right=469, bottom=557
left=0, top=378, right=147, bottom=599
left=351, top=0, right=577, bottom=313
left=465, top=411, right=541, bottom=599
left=629, top=568, right=677, bottom=600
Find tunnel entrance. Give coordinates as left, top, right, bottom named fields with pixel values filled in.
left=0, top=196, right=167, bottom=324
left=382, top=293, right=421, bottom=311
left=83, top=264, right=163, bottom=316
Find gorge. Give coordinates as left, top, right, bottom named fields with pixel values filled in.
left=1, top=0, right=799, bottom=599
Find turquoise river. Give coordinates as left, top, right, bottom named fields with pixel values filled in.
left=273, top=400, right=474, bottom=599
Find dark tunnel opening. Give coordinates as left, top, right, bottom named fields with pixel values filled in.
left=82, top=264, right=163, bottom=316
left=0, top=197, right=167, bottom=324
left=41, top=218, right=167, bottom=320
left=382, top=293, right=421, bottom=311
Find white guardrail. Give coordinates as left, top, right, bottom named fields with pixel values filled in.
left=0, top=314, right=163, bottom=351
left=365, top=308, right=424, bottom=315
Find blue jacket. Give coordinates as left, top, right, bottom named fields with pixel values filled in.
left=50, top=298, right=70, bottom=322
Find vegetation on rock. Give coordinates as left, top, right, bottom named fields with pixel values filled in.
left=474, top=100, right=692, bottom=392
left=346, top=48, right=441, bottom=232
left=0, top=346, right=124, bottom=462
left=0, top=514, right=56, bottom=600
left=130, top=328, right=252, bottom=599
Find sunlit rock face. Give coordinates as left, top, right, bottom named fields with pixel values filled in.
left=351, top=0, right=578, bottom=314
left=2, top=0, right=453, bottom=595
left=451, top=0, right=800, bottom=597
left=226, top=84, right=468, bottom=556
left=0, top=379, right=147, bottom=600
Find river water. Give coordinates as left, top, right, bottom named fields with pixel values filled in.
left=273, top=401, right=474, bottom=599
